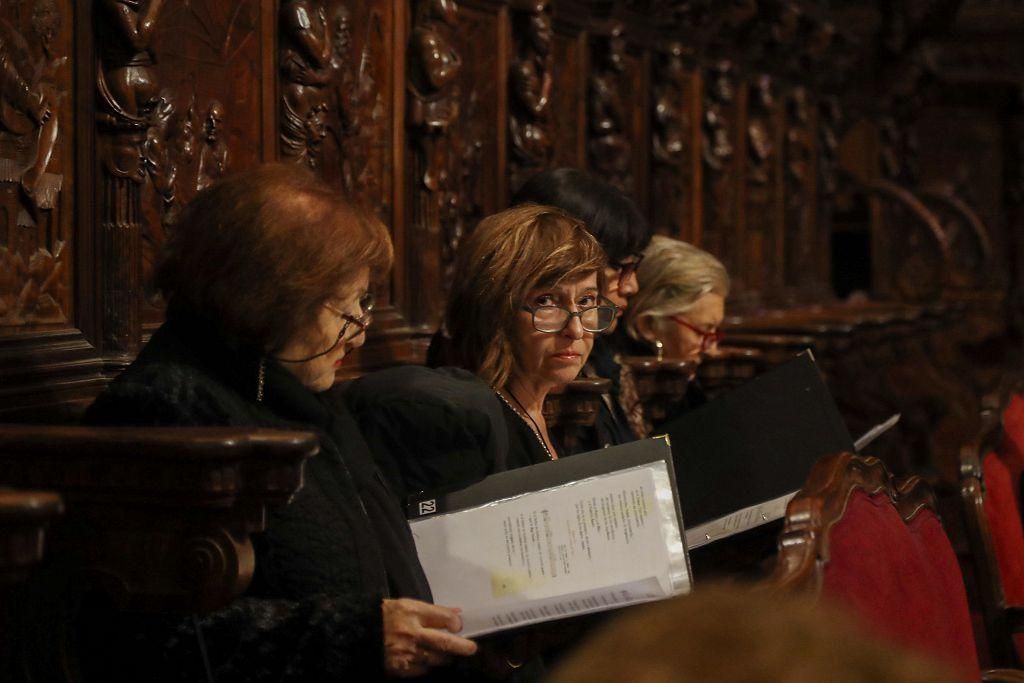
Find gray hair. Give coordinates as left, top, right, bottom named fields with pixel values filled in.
left=624, top=235, right=730, bottom=341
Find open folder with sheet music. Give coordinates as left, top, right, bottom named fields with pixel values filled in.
left=406, top=437, right=691, bottom=638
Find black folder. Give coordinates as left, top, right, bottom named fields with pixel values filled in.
left=660, top=352, right=854, bottom=545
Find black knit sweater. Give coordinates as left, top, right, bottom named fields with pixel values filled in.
left=82, top=306, right=432, bottom=681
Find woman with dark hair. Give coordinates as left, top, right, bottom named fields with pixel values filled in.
left=84, top=163, right=477, bottom=681
left=512, top=168, right=654, bottom=449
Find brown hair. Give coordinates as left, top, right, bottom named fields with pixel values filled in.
left=549, top=584, right=958, bottom=683
left=157, top=163, right=393, bottom=352
left=445, top=204, right=605, bottom=388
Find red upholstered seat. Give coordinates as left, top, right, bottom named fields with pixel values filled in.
left=982, top=452, right=1024, bottom=607
left=822, top=489, right=981, bottom=682
left=1000, top=394, right=1024, bottom=505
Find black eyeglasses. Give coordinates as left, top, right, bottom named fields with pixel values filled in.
left=520, top=302, right=618, bottom=334
left=609, top=254, right=645, bottom=288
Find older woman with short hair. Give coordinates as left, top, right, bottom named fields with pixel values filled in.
left=84, top=163, right=476, bottom=681
left=625, top=235, right=730, bottom=364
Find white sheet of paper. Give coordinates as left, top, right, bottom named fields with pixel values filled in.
left=410, top=461, right=689, bottom=637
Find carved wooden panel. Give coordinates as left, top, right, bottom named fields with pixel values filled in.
left=649, top=42, right=700, bottom=241
left=699, top=59, right=740, bottom=283
left=133, top=0, right=269, bottom=327
left=405, top=0, right=500, bottom=328
left=0, top=0, right=72, bottom=331
left=741, top=73, right=783, bottom=304
left=587, top=22, right=634, bottom=194
left=781, top=86, right=817, bottom=303
left=549, top=25, right=584, bottom=170
left=507, top=0, right=555, bottom=192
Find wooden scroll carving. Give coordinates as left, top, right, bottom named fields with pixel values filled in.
left=920, top=182, right=996, bottom=291
left=650, top=42, right=694, bottom=239
left=508, top=0, right=554, bottom=192
left=0, top=425, right=317, bottom=613
left=769, top=452, right=897, bottom=593
left=279, top=0, right=334, bottom=170
left=588, top=22, right=632, bottom=193
left=0, top=0, right=67, bottom=329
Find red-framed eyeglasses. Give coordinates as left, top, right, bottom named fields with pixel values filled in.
left=670, top=315, right=723, bottom=352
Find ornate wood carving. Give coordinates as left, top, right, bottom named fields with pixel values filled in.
left=0, top=0, right=69, bottom=329
left=407, top=0, right=461, bottom=317
left=743, top=74, right=781, bottom=302
left=700, top=59, right=737, bottom=272
left=649, top=42, right=696, bottom=239
left=508, top=0, right=554, bottom=192
left=588, top=21, right=632, bottom=193
left=769, top=452, right=898, bottom=593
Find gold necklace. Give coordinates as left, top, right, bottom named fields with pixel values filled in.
left=495, top=388, right=555, bottom=461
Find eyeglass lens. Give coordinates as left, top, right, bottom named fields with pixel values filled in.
left=532, top=305, right=616, bottom=333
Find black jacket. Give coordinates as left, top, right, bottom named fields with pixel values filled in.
left=82, top=306, right=431, bottom=681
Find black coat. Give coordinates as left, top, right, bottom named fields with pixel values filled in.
left=82, top=307, right=431, bottom=681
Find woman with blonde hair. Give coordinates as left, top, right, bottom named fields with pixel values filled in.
left=625, top=235, right=730, bottom=364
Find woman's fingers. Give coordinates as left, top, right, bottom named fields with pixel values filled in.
left=418, top=626, right=478, bottom=657
left=404, top=599, right=465, bottom=632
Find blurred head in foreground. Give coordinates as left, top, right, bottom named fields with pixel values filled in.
left=548, top=585, right=957, bottom=683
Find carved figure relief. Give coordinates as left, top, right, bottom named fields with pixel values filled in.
left=745, top=74, right=778, bottom=297
left=652, top=42, right=688, bottom=167
left=508, top=0, right=554, bottom=190
left=701, top=59, right=736, bottom=267
left=650, top=42, right=691, bottom=237
left=588, top=22, right=632, bottom=193
left=747, top=75, right=775, bottom=187
left=408, top=0, right=465, bottom=293
left=0, top=0, right=67, bottom=326
left=280, top=0, right=333, bottom=168
left=197, top=100, right=228, bottom=191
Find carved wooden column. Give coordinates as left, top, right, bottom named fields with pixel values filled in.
left=588, top=21, right=632, bottom=193
left=781, top=86, right=817, bottom=304
left=743, top=74, right=782, bottom=305
left=650, top=42, right=699, bottom=240
left=95, top=0, right=167, bottom=361
left=407, top=0, right=462, bottom=320
left=508, top=0, right=555, bottom=193
left=700, top=59, right=739, bottom=282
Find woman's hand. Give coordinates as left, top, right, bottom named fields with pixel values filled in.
left=382, top=598, right=478, bottom=678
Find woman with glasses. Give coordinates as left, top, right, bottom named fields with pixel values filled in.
left=444, top=203, right=611, bottom=465
left=624, top=236, right=729, bottom=364
left=622, top=236, right=730, bottom=427
left=512, top=168, right=653, bottom=448
left=83, top=164, right=477, bottom=681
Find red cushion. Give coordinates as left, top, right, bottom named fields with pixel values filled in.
left=822, top=490, right=981, bottom=682
left=982, top=452, right=1024, bottom=605
left=1000, top=394, right=1024, bottom=495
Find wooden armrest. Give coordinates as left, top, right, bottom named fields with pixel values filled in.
left=544, top=377, right=610, bottom=429
left=982, top=669, right=1024, bottom=682
left=0, top=425, right=318, bottom=613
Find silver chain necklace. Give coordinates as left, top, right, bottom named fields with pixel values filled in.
left=495, top=388, right=555, bottom=461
